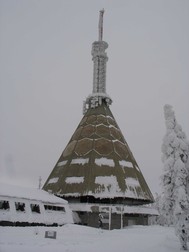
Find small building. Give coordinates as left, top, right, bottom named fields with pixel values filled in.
left=0, top=183, right=73, bottom=226
left=43, top=10, right=157, bottom=229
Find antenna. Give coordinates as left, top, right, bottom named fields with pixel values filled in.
left=98, top=9, right=104, bottom=41
left=83, top=9, right=112, bottom=114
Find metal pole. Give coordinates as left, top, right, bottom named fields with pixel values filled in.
left=121, top=206, right=123, bottom=229
left=98, top=9, right=104, bottom=41
left=109, top=206, right=111, bottom=230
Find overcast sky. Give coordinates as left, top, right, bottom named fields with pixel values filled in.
left=0, top=0, right=189, bottom=195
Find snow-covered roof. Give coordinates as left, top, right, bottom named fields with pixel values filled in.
left=43, top=104, right=154, bottom=204
left=0, top=183, right=68, bottom=205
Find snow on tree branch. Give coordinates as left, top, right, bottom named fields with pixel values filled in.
left=161, top=104, right=189, bottom=251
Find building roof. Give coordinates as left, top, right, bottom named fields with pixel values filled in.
left=0, top=183, right=68, bottom=205
left=43, top=102, right=154, bottom=203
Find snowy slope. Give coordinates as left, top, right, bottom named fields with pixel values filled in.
left=0, top=224, right=184, bottom=252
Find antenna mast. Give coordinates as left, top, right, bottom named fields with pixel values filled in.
left=83, top=9, right=112, bottom=114
left=98, top=9, right=104, bottom=41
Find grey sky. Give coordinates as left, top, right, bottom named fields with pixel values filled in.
left=0, top=0, right=189, bottom=194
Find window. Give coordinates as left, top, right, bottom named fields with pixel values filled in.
left=44, top=205, right=52, bottom=210
left=0, top=200, right=10, bottom=210
left=30, top=204, right=40, bottom=213
left=56, top=206, right=65, bottom=212
left=15, top=202, right=25, bottom=212
left=44, top=205, right=65, bottom=212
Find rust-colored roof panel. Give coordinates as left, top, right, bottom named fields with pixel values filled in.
left=97, top=115, right=109, bottom=125
left=110, top=127, right=122, bottom=140
left=81, top=125, right=95, bottom=138
left=86, top=115, right=97, bottom=125
left=114, top=141, right=129, bottom=159
left=63, top=140, right=77, bottom=158
left=75, top=139, right=93, bottom=156
left=72, top=127, right=83, bottom=140
left=96, top=124, right=111, bottom=138
left=95, top=138, right=113, bottom=156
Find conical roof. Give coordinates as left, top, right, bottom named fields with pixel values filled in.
left=43, top=101, right=154, bottom=203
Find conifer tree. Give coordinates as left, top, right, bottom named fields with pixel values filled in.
left=161, top=104, right=189, bottom=250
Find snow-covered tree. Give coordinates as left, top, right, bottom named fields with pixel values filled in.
left=152, top=193, right=171, bottom=226
left=161, top=104, right=189, bottom=250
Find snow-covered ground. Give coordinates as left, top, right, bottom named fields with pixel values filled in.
left=0, top=224, right=184, bottom=252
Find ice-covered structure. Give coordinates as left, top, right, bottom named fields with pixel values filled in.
left=0, top=183, right=73, bottom=226
left=43, top=10, right=156, bottom=229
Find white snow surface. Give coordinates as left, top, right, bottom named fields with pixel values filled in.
left=47, top=177, right=59, bottom=184
left=95, top=157, right=115, bottom=167
left=71, top=158, right=89, bottom=165
left=0, top=183, right=67, bottom=204
left=119, top=160, right=133, bottom=168
left=57, top=160, right=67, bottom=167
left=0, top=224, right=183, bottom=252
left=125, top=177, right=140, bottom=187
left=95, top=175, right=117, bottom=186
left=65, top=177, right=84, bottom=184
left=95, top=176, right=121, bottom=195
